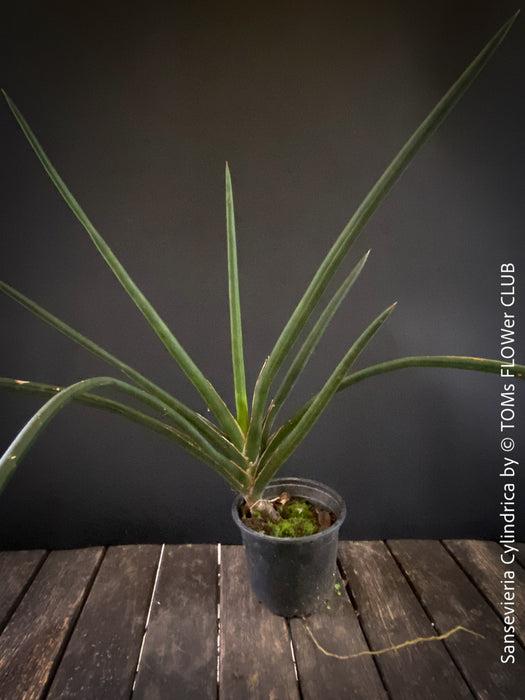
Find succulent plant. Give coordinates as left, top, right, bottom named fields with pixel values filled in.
left=0, top=13, right=522, bottom=514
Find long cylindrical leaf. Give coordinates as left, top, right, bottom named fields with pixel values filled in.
left=0, top=376, right=251, bottom=495
left=226, top=163, right=249, bottom=433
left=251, top=303, right=397, bottom=499
left=0, top=280, right=247, bottom=465
left=262, top=249, right=370, bottom=438
left=245, top=14, right=518, bottom=460
left=339, top=355, right=525, bottom=389
left=264, top=354, right=525, bottom=461
left=2, top=90, right=243, bottom=448
left=0, top=377, right=229, bottom=468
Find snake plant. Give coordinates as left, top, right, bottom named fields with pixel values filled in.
left=0, top=14, right=523, bottom=512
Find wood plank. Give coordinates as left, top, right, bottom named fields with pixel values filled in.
left=219, top=545, right=299, bottom=699
left=389, top=539, right=525, bottom=700
left=47, top=544, right=160, bottom=700
left=444, top=540, right=525, bottom=646
left=338, top=541, right=471, bottom=699
left=289, top=562, right=388, bottom=699
left=0, top=547, right=103, bottom=700
left=515, top=542, right=525, bottom=568
left=0, top=550, right=46, bottom=631
left=132, top=544, right=218, bottom=700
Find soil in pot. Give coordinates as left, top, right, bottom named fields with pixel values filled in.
left=240, top=491, right=336, bottom=538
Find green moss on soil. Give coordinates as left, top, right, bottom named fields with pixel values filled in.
left=253, top=497, right=327, bottom=537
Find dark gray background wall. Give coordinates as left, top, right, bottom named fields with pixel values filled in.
left=0, top=0, right=523, bottom=548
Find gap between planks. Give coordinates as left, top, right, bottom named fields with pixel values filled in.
left=217, top=542, right=221, bottom=689
left=335, top=554, right=390, bottom=695
left=130, top=544, right=223, bottom=699
left=132, top=543, right=166, bottom=693
left=39, top=546, right=108, bottom=700
left=130, top=544, right=303, bottom=700
left=129, top=542, right=451, bottom=698
left=384, top=540, right=477, bottom=697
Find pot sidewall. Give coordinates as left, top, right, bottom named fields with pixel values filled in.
left=232, top=477, right=346, bottom=617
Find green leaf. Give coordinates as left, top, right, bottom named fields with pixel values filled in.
left=0, top=376, right=251, bottom=495
left=1, top=91, right=243, bottom=448
left=244, top=13, right=518, bottom=461
left=0, top=377, right=230, bottom=468
left=263, top=249, right=370, bottom=438
left=226, top=163, right=249, bottom=433
left=339, top=355, right=525, bottom=389
left=0, top=280, right=247, bottom=465
left=262, top=354, right=525, bottom=463
left=251, top=302, right=397, bottom=499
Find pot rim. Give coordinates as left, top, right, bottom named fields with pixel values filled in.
left=231, top=476, right=346, bottom=543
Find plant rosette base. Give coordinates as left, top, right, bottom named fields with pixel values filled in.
left=232, top=477, right=346, bottom=617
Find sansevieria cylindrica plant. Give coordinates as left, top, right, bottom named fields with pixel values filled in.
left=0, top=14, right=523, bottom=515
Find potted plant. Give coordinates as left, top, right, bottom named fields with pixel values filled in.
left=0, top=14, right=522, bottom=616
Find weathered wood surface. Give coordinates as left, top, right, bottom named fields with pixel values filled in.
left=339, top=541, right=472, bottom=699
left=0, top=548, right=103, bottom=700
left=288, top=565, right=388, bottom=699
left=47, top=545, right=161, bottom=700
left=0, top=549, right=46, bottom=631
left=219, top=545, right=299, bottom=699
left=0, top=540, right=522, bottom=699
left=389, top=540, right=525, bottom=700
left=133, top=544, right=218, bottom=700
left=443, top=539, right=525, bottom=646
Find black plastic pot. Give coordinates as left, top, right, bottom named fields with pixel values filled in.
left=232, top=477, right=346, bottom=617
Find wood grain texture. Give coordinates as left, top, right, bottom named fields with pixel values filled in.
left=389, top=539, right=525, bottom=700
left=219, top=545, right=299, bottom=700
left=514, top=542, right=525, bottom=568
left=0, top=547, right=103, bottom=700
left=444, top=539, right=525, bottom=646
left=47, top=544, right=160, bottom=700
left=0, top=549, right=46, bottom=631
left=1, top=541, right=522, bottom=700
left=132, top=544, right=218, bottom=700
left=289, top=563, right=388, bottom=700
left=338, top=541, right=471, bottom=700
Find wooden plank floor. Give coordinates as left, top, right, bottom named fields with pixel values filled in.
left=0, top=541, right=522, bottom=699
